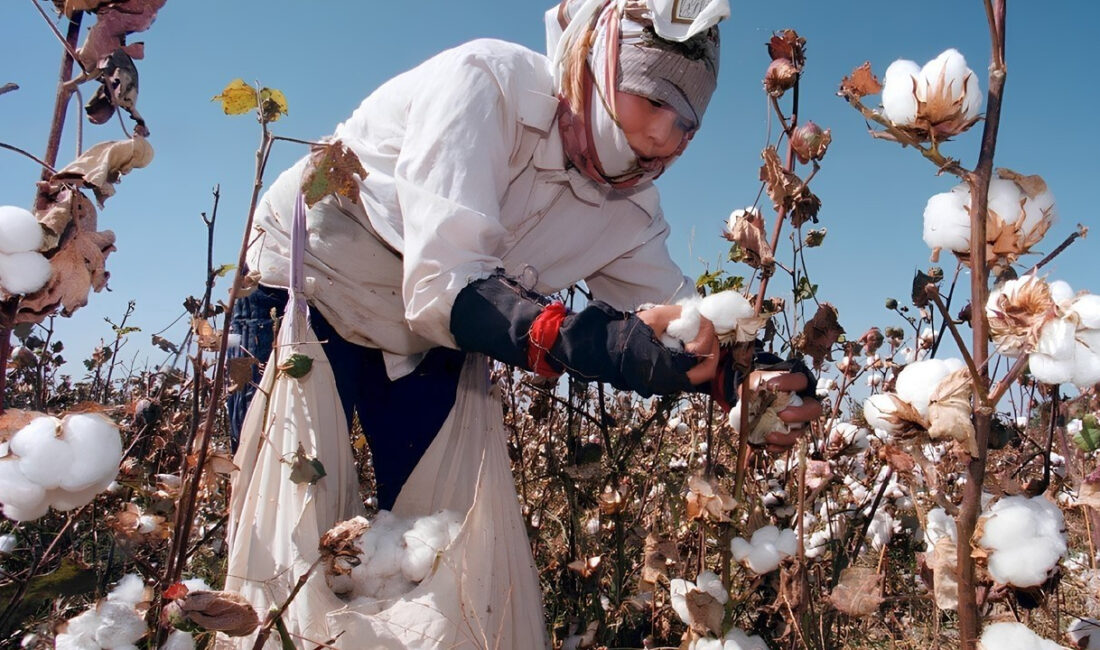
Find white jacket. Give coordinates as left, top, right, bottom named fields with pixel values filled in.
left=247, top=38, right=693, bottom=378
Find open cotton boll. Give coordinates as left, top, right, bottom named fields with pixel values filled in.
left=1021, top=189, right=1056, bottom=234
left=663, top=298, right=702, bottom=348
left=699, top=291, right=754, bottom=336
left=978, top=495, right=1067, bottom=588
left=923, top=507, right=957, bottom=549
left=986, top=177, right=1025, bottom=224
left=978, top=621, right=1066, bottom=650
left=894, top=358, right=964, bottom=417
left=922, top=190, right=971, bottom=254
left=10, top=419, right=73, bottom=490
left=401, top=510, right=461, bottom=583
left=694, top=570, right=728, bottom=605
left=55, top=608, right=102, bottom=650
left=881, top=59, right=921, bottom=125
left=58, top=414, right=123, bottom=492
left=669, top=578, right=693, bottom=625
left=1071, top=329, right=1100, bottom=388
left=162, top=631, right=197, bottom=650
left=0, top=459, right=47, bottom=519
left=0, top=205, right=44, bottom=254
left=1068, top=617, right=1100, bottom=650
left=717, top=628, right=769, bottom=650
left=47, top=475, right=114, bottom=511
left=94, top=600, right=147, bottom=648
left=917, top=49, right=971, bottom=103
left=1072, top=294, right=1100, bottom=330
left=862, top=394, right=901, bottom=435
left=731, top=525, right=796, bottom=574
left=0, top=251, right=52, bottom=296
left=107, top=574, right=147, bottom=606
left=1049, top=280, right=1075, bottom=306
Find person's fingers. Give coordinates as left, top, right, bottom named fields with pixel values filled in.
left=762, top=372, right=808, bottom=393
left=777, top=397, right=823, bottom=424
left=685, top=316, right=719, bottom=384
left=636, top=304, right=682, bottom=338
left=764, top=428, right=801, bottom=452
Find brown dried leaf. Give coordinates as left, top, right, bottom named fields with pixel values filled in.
left=641, top=534, right=679, bottom=588
left=829, top=566, right=884, bottom=617
left=928, top=537, right=959, bottom=611
left=685, top=589, right=724, bottom=636
left=759, top=146, right=802, bottom=214
left=598, top=488, right=627, bottom=516
left=724, top=208, right=774, bottom=273
left=1080, top=479, right=1100, bottom=513
left=33, top=182, right=93, bottom=251
left=65, top=0, right=111, bottom=17
left=567, top=556, right=602, bottom=578
left=230, top=269, right=262, bottom=300
left=997, top=168, right=1048, bottom=199
left=302, top=141, right=368, bottom=209
left=796, top=303, right=844, bottom=364
left=859, top=327, right=885, bottom=355
left=839, top=61, right=883, bottom=99
left=204, top=450, right=238, bottom=477
left=789, top=185, right=821, bottom=228
left=879, top=444, right=916, bottom=473
left=191, top=317, right=220, bottom=351
left=170, top=590, right=260, bottom=636
left=76, top=0, right=167, bottom=71
left=927, top=368, right=977, bottom=455
left=17, top=202, right=115, bottom=324
left=53, top=136, right=154, bottom=205
left=226, top=356, right=257, bottom=394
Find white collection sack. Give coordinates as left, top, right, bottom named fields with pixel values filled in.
left=222, top=299, right=548, bottom=649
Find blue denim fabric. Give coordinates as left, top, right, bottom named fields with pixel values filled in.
left=227, top=284, right=464, bottom=510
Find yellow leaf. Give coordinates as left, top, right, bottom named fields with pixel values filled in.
left=212, top=79, right=258, bottom=116
left=259, top=87, right=289, bottom=123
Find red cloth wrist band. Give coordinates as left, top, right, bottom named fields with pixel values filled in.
left=528, top=301, right=567, bottom=378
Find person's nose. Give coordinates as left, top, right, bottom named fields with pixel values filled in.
left=637, top=111, right=684, bottom=159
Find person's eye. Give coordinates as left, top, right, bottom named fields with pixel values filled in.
left=647, top=98, right=664, bottom=109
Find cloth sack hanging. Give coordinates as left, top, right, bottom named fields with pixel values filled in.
left=222, top=192, right=548, bottom=648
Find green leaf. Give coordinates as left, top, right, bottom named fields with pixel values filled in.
left=795, top=275, right=818, bottom=302
left=288, top=444, right=327, bottom=485
left=277, top=353, right=313, bottom=379
left=1073, top=414, right=1100, bottom=452
left=213, top=264, right=236, bottom=278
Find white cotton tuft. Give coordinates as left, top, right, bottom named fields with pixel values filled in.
left=58, top=413, right=123, bottom=492
left=986, top=177, right=1025, bottom=224
left=181, top=577, right=212, bottom=593
left=162, top=631, right=197, bottom=650
left=881, top=59, right=920, bottom=125
left=731, top=525, right=796, bottom=574
left=94, top=600, right=147, bottom=648
left=917, top=49, right=971, bottom=103
left=1071, top=330, right=1100, bottom=388
left=11, top=418, right=72, bottom=490
left=978, top=621, right=1065, bottom=650
left=669, top=578, right=692, bottom=625
left=1072, top=295, right=1100, bottom=330
left=894, top=358, right=963, bottom=418
left=868, top=509, right=897, bottom=551
left=0, top=533, right=15, bottom=555
left=1029, top=351, right=1074, bottom=386
left=922, top=189, right=971, bottom=254
left=1048, top=280, right=1075, bottom=305
left=923, top=507, right=957, bottom=549
left=663, top=297, right=702, bottom=348
left=0, top=251, right=51, bottom=296
left=401, top=510, right=460, bottom=583
left=0, top=458, right=47, bottom=519
left=694, top=570, right=728, bottom=605
left=55, top=609, right=102, bottom=650
left=699, top=291, right=754, bottom=336
left=1021, top=188, right=1056, bottom=235
left=107, top=574, right=147, bottom=606
left=718, top=628, right=769, bottom=650
left=0, top=205, right=44, bottom=254
left=862, top=394, right=900, bottom=435
left=978, top=495, right=1066, bottom=588
left=1067, top=617, right=1100, bottom=650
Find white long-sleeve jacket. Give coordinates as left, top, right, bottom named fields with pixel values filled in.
left=247, top=38, right=694, bottom=378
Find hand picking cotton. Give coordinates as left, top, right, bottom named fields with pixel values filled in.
left=661, top=290, right=760, bottom=348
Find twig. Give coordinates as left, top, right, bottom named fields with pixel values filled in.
left=986, top=355, right=1029, bottom=407
left=0, top=83, right=18, bottom=96
left=0, top=142, right=57, bottom=174
left=844, top=94, right=968, bottom=179
left=251, top=558, right=322, bottom=650
left=924, top=284, right=986, bottom=406
left=38, top=8, right=83, bottom=180
left=1025, top=224, right=1088, bottom=276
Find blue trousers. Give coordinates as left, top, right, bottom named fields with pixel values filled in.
left=228, top=285, right=465, bottom=510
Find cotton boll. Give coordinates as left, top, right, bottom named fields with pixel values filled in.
left=960, top=67, right=982, bottom=121
left=693, top=570, right=728, bottom=605
left=918, top=49, right=971, bottom=103
left=699, top=291, right=754, bottom=336
left=162, top=631, right=196, bottom=650
left=669, top=578, right=692, bottom=625
left=863, top=394, right=900, bottom=435
left=180, top=577, right=211, bottom=593
left=895, top=358, right=963, bottom=417
left=0, top=459, right=47, bottom=516
left=922, top=189, right=971, bottom=253
left=94, top=600, right=146, bottom=648
left=47, top=475, right=114, bottom=511
left=1071, top=330, right=1100, bottom=388
left=986, top=177, right=1025, bottom=224
left=978, top=621, right=1064, bottom=649
left=881, top=59, right=921, bottom=125
left=868, top=509, right=897, bottom=552
left=1049, top=280, right=1075, bottom=306
left=108, top=574, right=147, bottom=606
left=1029, top=351, right=1075, bottom=386
left=58, top=413, right=123, bottom=492
left=55, top=609, right=102, bottom=650
left=720, top=628, right=769, bottom=650
left=1068, top=618, right=1100, bottom=650
left=10, top=419, right=73, bottom=490
left=1021, top=189, right=1056, bottom=235
left=0, top=251, right=52, bottom=295
left=663, top=299, right=702, bottom=347
left=0, top=206, right=44, bottom=254
left=979, top=495, right=1067, bottom=587
left=1072, top=295, right=1100, bottom=330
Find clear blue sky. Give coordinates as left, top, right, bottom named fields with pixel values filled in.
left=1, top=1, right=1096, bottom=381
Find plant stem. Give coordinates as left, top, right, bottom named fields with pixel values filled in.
left=40, top=11, right=82, bottom=181
left=956, top=2, right=1006, bottom=646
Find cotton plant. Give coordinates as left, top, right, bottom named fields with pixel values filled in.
left=978, top=621, right=1067, bottom=650
left=923, top=170, right=1056, bottom=267
left=661, top=289, right=765, bottom=348
left=986, top=275, right=1100, bottom=388
left=54, top=573, right=191, bottom=650
left=880, top=48, right=982, bottom=139
left=0, top=413, right=123, bottom=521
left=862, top=357, right=976, bottom=452
left=0, top=205, right=50, bottom=296
left=730, top=525, right=797, bottom=574
left=670, top=571, right=728, bottom=637
left=974, top=495, right=1067, bottom=588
